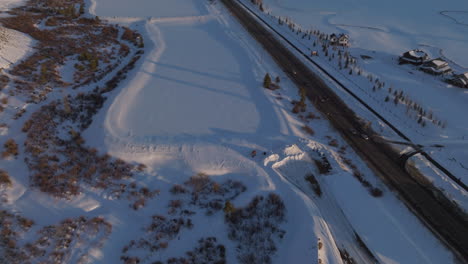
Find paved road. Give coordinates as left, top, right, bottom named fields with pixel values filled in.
left=220, top=0, right=468, bottom=262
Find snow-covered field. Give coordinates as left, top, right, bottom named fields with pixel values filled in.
left=0, top=0, right=462, bottom=263
left=238, top=0, right=468, bottom=209
left=0, top=27, right=33, bottom=70
left=262, top=0, right=468, bottom=66
left=87, top=0, right=455, bottom=263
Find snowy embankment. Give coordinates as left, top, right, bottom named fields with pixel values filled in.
left=81, top=0, right=455, bottom=263
left=238, top=0, right=468, bottom=210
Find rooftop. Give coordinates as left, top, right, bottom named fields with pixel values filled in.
left=429, top=59, right=448, bottom=67
left=408, top=49, right=427, bottom=58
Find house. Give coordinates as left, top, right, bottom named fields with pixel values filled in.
left=420, top=58, right=452, bottom=75
left=399, top=49, right=429, bottom=65
left=329, top=34, right=338, bottom=44
left=447, top=72, right=468, bottom=88
left=329, top=33, right=349, bottom=46
left=338, top=34, right=349, bottom=46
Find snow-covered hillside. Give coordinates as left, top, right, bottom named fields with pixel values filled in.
left=0, top=0, right=462, bottom=263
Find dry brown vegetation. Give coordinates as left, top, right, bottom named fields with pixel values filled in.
left=2, top=138, right=18, bottom=158
left=0, top=169, right=12, bottom=187
left=1, top=0, right=152, bottom=205
left=121, top=215, right=194, bottom=263
left=0, top=75, right=9, bottom=90
left=339, top=248, right=357, bottom=264
left=179, top=173, right=247, bottom=215
left=0, top=0, right=143, bottom=102
left=121, top=175, right=246, bottom=263
left=302, top=125, right=315, bottom=135
left=305, top=173, right=322, bottom=196
left=225, top=194, right=286, bottom=264
left=313, top=155, right=332, bottom=174
left=166, top=237, right=226, bottom=264
left=1, top=212, right=112, bottom=264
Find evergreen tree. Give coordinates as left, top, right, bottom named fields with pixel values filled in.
left=263, top=73, right=271, bottom=88
left=90, top=58, right=99, bottom=71
left=79, top=4, right=85, bottom=15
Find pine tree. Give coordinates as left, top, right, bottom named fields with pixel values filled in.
left=90, top=58, right=99, bottom=71
left=263, top=73, right=271, bottom=88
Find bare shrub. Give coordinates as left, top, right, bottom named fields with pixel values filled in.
left=225, top=194, right=286, bottom=264
left=305, top=174, right=322, bottom=196
left=2, top=139, right=18, bottom=158
left=0, top=170, right=12, bottom=187
left=328, top=139, right=339, bottom=147
left=302, top=125, right=315, bottom=135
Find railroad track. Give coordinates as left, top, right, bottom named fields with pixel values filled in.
left=219, top=0, right=468, bottom=262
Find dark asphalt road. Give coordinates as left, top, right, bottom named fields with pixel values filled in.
left=220, top=0, right=468, bottom=262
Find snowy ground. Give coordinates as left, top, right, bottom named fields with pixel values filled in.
left=0, top=0, right=25, bottom=11
left=238, top=0, right=468, bottom=210
left=0, top=27, right=33, bottom=70
left=262, top=0, right=468, bottom=66
left=87, top=0, right=455, bottom=263
left=0, top=0, right=461, bottom=263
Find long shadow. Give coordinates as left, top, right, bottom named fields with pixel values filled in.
left=199, top=18, right=285, bottom=138
left=141, top=70, right=252, bottom=102
left=149, top=61, right=242, bottom=84
left=122, top=1, right=293, bottom=149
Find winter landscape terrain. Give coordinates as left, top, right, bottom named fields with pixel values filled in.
left=236, top=0, right=468, bottom=211
left=0, top=0, right=467, bottom=263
